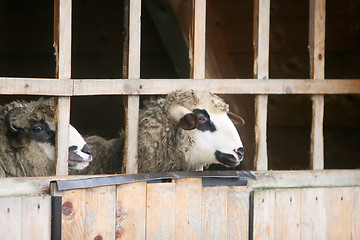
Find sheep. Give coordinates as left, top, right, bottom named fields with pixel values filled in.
left=137, top=90, right=245, bottom=173
left=0, top=98, right=93, bottom=177
left=69, top=131, right=125, bottom=175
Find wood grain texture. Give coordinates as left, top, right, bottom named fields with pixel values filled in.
left=61, top=189, right=86, bottom=240
left=21, top=196, right=51, bottom=240
left=253, top=0, right=270, bottom=170
left=175, top=178, right=202, bottom=240
left=351, top=187, right=360, bottom=240
left=193, top=0, right=206, bottom=79
left=253, top=189, right=275, bottom=240
left=202, top=186, right=228, bottom=240
left=0, top=197, right=21, bottom=240
left=274, top=189, right=301, bottom=240
left=116, top=182, right=146, bottom=240
left=227, top=186, right=250, bottom=240
left=309, top=0, right=326, bottom=170
left=146, top=182, right=176, bottom=240
left=300, top=188, right=327, bottom=240
left=84, top=186, right=116, bottom=240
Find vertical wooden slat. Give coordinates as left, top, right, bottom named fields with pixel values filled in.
left=326, top=187, right=352, bottom=240
left=146, top=182, right=176, bottom=239
left=0, top=197, right=21, bottom=240
left=351, top=187, right=360, bottom=240
left=192, top=0, right=206, bottom=79
left=54, top=0, right=72, bottom=175
left=202, top=186, right=228, bottom=240
left=61, top=189, right=86, bottom=240
left=21, top=196, right=52, bottom=240
left=274, top=189, right=301, bottom=240
left=253, top=0, right=270, bottom=170
left=309, top=0, right=326, bottom=170
left=123, top=0, right=141, bottom=174
left=116, top=182, right=146, bottom=240
left=253, top=189, right=275, bottom=240
left=84, top=186, right=116, bottom=240
left=300, top=188, right=327, bottom=240
left=175, top=178, right=202, bottom=240
left=227, top=186, right=250, bottom=239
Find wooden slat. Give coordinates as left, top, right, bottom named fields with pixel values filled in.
left=202, top=186, right=228, bottom=239
left=0, top=197, right=21, bottom=240
left=54, top=0, right=72, bottom=176
left=326, top=187, right=352, bottom=240
left=175, top=178, right=202, bottom=240
left=249, top=170, right=360, bottom=189
left=116, top=182, right=146, bottom=240
left=351, top=187, right=360, bottom=240
left=61, top=189, right=86, bottom=240
left=274, top=189, right=301, bottom=240
left=300, top=188, right=327, bottom=240
left=253, top=0, right=270, bottom=170
left=146, top=182, right=176, bottom=239
left=192, top=0, right=206, bottom=79
left=227, top=186, right=250, bottom=239
left=253, top=189, right=275, bottom=240
left=123, top=0, right=141, bottom=174
left=309, top=0, right=326, bottom=170
left=21, top=196, right=52, bottom=240
left=84, top=186, right=116, bottom=240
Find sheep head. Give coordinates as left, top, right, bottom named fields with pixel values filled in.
left=3, top=98, right=92, bottom=170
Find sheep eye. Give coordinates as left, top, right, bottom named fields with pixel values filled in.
left=198, top=115, right=206, bottom=122
left=33, top=126, right=43, bottom=133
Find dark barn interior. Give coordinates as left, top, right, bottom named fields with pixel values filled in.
left=0, top=0, right=359, bottom=170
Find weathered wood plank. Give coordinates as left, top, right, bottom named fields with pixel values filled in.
left=202, top=186, right=228, bottom=239
left=300, top=188, right=327, bottom=240
left=116, top=182, right=146, bottom=240
left=351, top=187, right=360, bottom=240
left=84, top=186, right=116, bottom=240
left=274, top=189, right=301, bottom=240
left=175, top=178, right=202, bottom=240
left=0, top=197, right=21, bottom=240
left=61, top=189, right=86, bottom=240
left=250, top=170, right=360, bottom=189
left=326, top=187, right=352, bottom=240
left=192, top=0, right=206, bottom=79
left=54, top=0, right=72, bottom=176
left=123, top=0, right=141, bottom=174
left=253, top=189, right=275, bottom=240
left=21, top=196, right=51, bottom=240
left=146, top=182, right=176, bottom=240
left=253, top=0, right=270, bottom=171
left=309, top=0, right=326, bottom=170
left=227, top=186, right=250, bottom=240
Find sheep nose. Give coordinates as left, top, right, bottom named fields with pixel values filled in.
left=236, top=147, right=244, bottom=161
left=81, top=144, right=92, bottom=155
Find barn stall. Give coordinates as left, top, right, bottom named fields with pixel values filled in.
left=0, top=0, right=359, bottom=239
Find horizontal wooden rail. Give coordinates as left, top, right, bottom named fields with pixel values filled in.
left=1, top=78, right=360, bottom=96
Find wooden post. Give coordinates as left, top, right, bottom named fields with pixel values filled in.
left=253, top=0, right=270, bottom=170
left=123, top=0, right=141, bottom=174
left=309, top=0, right=326, bottom=170
left=54, top=0, right=72, bottom=175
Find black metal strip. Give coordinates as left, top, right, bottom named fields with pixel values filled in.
left=249, top=190, right=254, bottom=240
left=52, top=171, right=256, bottom=191
left=202, top=177, right=248, bottom=187
left=51, top=196, right=62, bottom=240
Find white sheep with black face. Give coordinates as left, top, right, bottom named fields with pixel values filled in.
left=0, top=98, right=92, bottom=177
left=138, top=90, right=245, bottom=173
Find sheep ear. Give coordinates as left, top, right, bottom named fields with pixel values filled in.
left=169, top=105, right=199, bottom=130
left=227, top=112, right=245, bottom=126
left=178, top=113, right=199, bottom=130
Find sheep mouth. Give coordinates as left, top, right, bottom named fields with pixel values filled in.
left=214, top=150, right=242, bottom=167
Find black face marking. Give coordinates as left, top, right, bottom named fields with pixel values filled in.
left=29, top=120, right=56, bottom=146
left=214, top=150, right=241, bottom=167
left=192, top=108, right=217, bottom=132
